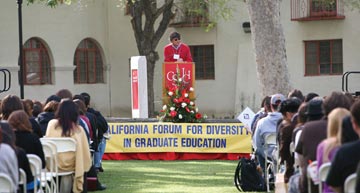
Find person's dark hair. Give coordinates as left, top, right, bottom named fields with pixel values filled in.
left=323, top=91, right=352, bottom=116
left=56, top=89, right=73, bottom=99
left=32, top=100, right=43, bottom=117
left=296, top=102, right=308, bottom=126
left=0, top=121, right=16, bottom=149
left=22, top=99, right=34, bottom=117
left=169, top=32, right=181, bottom=41
left=288, top=89, right=304, bottom=102
left=73, top=94, right=85, bottom=103
left=341, top=115, right=358, bottom=144
left=1, top=94, right=24, bottom=120
left=261, top=96, right=271, bottom=113
left=73, top=99, right=86, bottom=115
left=279, top=97, right=302, bottom=115
left=8, top=110, right=32, bottom=132
left=45, top=94, right=61, bottom=105
left=304, top=92, right=319, bottom=102
left=351, top=100, right=360, bottom=127
left=55, top=99, right=79, bottom=137
left=80, top=92, right=91, bottom=106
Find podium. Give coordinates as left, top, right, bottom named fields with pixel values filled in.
left=162, top=62, right=195, bottom=97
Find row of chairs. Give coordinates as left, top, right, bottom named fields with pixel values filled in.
left=307, top=161, right=357, bottom=193
left=0, top=138, right=77, bottom=193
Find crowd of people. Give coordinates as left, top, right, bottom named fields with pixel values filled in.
left=251, top=89, right=360, bottom=193
left=0, top=89, right=109, bottom=193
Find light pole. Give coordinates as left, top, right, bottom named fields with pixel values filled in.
left=17, top=0, right=24, bottom=99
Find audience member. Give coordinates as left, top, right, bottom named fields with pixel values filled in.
left=81, top=92, right=109, bottom=173
left=56, top=89, right=73, bottom=99
left=316, top=108, right=350, bottom=193
left=288, top=89, right=305, bottom=102
left=8, top=110, right=46, bottom=168
left=251, top=96, right=271, bottom=136
left=278, top=97, right=301, bottom=182
left=253, top=93, right=285, bottom=173
left=0, top=121, right=36, bottom=192
left=341, top=115, right=358, bottom=144
left=326, top=100, right=360, bottom=192
left=23, top=99, right=43, bottom=139
left=36, top=101, right=59, bottom=135
left=292, top=102, right=308, bottom=169
left=45, top=99, right=91, bottom=193
left=32, top=100, right=43, bottom=117
left=0, top=127, right=19, bottom=191
left=304, top=92, right=319, bottom=103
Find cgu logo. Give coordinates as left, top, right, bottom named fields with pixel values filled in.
left=166, top=67, right=191, bottom=85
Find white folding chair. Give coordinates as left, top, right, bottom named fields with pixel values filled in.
left=307, top=160, right=318, bottom=193
left=318, top=162, right=331, bottom=193
left=344, top=173, right=357, bottom=193
left=41, top=137, right=77, bottom=193
left=264, top=132, right=277, bottom=192
left=27, top=154, right=43, bottom=193
left=19, top=168, right=27, bottom=193
left=41, top=141, right=58, bottom=193
left=0, top=173, right=15, bottom=193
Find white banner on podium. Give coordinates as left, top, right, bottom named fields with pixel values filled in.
left=130, top=56, right=148, bottom=118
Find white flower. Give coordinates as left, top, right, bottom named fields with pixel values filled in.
left=168, top=91, right=173, bottom=96
left=195, top=107, right=198, bottom=112
left=189, top=87, right=194, bottom=92
left=170, top=107, right=175, bottom=111
left=178, top=114, right=183, bottom=119
left=181, top=102, right=187, bottom=108
left=190, top=101, right=194, bottom=106
left=191, top=110, right=194, bottom=114
left=162, top=105, right=167, bottom=110
left=203, top=114, right=208, bottom=119
left=184, top=93, right=189, bottom=97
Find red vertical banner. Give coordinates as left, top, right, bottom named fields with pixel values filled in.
left=131, top=69, right=139, bottom=109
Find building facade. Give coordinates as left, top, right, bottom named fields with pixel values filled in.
left=0, top=0, right=359, bottom=118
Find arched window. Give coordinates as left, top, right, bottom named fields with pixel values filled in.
left=73, top=38, right=104, bottom=84
left=23, top=38, right=52, bottom=85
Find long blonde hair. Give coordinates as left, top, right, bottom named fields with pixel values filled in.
left=323, top=108, right=350, bottom=162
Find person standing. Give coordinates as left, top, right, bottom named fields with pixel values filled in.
left=164, top=32, right=193, bottom=62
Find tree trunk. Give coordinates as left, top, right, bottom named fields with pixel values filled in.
left=129, top=0, right=175, bottom=117
left=246, top=0, right=292, bottom=97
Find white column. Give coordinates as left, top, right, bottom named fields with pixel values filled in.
left=130, top=56, right=148, bottom=118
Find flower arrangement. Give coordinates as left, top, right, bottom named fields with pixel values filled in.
left=159, top=68, right=206, bottom=123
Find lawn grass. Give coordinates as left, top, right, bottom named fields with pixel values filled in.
left=95, top=160, right=266, bottom=193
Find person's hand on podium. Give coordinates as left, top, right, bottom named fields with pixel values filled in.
left=177, top=58, right=184, bottom=62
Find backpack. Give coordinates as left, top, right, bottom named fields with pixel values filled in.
left=234, top=157, right=266, bottom=192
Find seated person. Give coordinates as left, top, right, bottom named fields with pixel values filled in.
left=253, top=94, right=285, bottom=173
left=0, top=127, right=19, bottom=191
left=326, top=100, right=360, bottom=192
left=45, top=99, right=92, bottom=193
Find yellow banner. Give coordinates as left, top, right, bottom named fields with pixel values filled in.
left=105, top=122, right=251, bottom=153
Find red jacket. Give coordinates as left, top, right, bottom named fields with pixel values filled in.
left=164, top=43, right=193, bottom=62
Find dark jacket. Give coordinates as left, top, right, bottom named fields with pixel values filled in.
left=15, top=130, right=46, bottom=168
left=36, top=112, right=55, bottom=136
